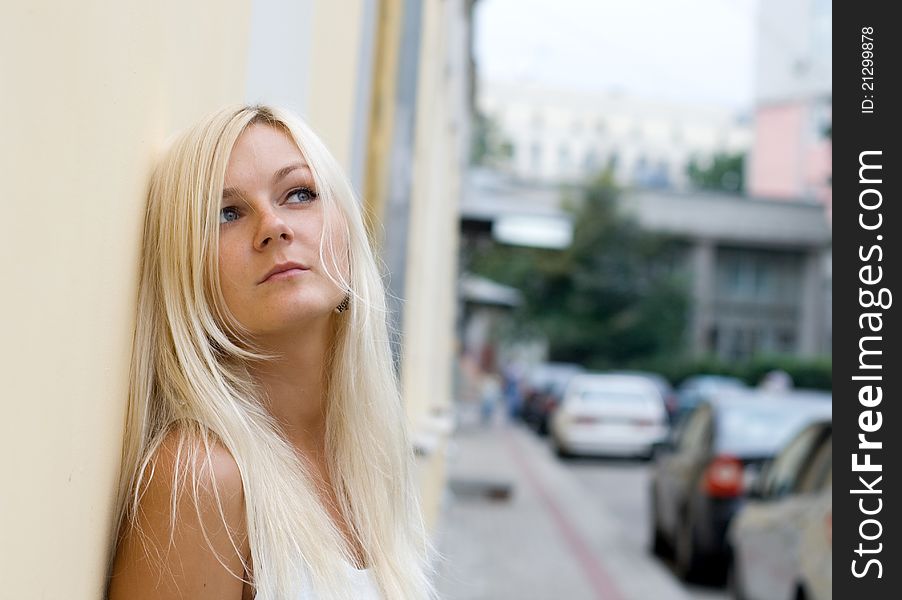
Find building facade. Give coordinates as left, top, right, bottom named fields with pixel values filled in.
left=460, top=171, right=831, bottom=364
left=746, top=0, right=832, bottom=215
left=478, top=81, right=752, bottom=189
left=620, top=190, right=832, bottom=361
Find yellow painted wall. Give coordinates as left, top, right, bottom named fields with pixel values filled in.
left=1, top=0, right=463, bottom=592
left=0, top=1, right=252, bottom=597
left=363, top=0, right=404, bottom=244
left=402, top=0, right=464, bottom=532
left=308, top=0, right=369, bottom=173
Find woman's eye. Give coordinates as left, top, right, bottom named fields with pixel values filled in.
left=286, top=187, right=318, bottom=204
left=219, top=206, right=240, bottom=224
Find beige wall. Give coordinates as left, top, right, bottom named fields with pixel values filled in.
left=2, top=0, right=465, bottom=593
left=0, top=1, right=252, bottom=597
left=307, top=0, right=370, bottom=175
left=402, top=0, right=468, bottom=531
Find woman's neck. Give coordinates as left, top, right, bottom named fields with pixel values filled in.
left=248, top=316, right=336, bottom=459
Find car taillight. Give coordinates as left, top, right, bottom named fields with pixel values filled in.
left=702, top=455, right=744, bottom=498
left=634, top=418, right=655, bottom=427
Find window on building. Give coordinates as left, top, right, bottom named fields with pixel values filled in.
left=531, top=142, right=543, bottom=172
left=583, top=149, right=599, bottom=173
left=778, top=329, right=797, bottom=353
left=558, top=144, right=572, bottom=170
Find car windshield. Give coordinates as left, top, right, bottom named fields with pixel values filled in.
left=685, top=376, right=744, bottom=392
left=718, top=404, right=829, bottom=455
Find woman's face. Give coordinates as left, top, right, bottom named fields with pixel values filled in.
left=217, top=123, right=347, bottom=337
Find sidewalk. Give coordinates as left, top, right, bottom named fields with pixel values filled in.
left=433, top=404, right=691, bottom=600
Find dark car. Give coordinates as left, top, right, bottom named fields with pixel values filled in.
left=648, top=389, right=831, bottom=584
left=520, top=362, right=584, bottom=435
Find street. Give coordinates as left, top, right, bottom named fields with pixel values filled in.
left=563, top=454, right=728, bottom=600
left=435, top=411, right=729, bottom=600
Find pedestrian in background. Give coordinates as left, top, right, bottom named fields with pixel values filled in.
left=502, top=362, right=524, bottom=419
left=107, top=105, right=438, bottom=600
left=480, top=372, right=502, bottom=425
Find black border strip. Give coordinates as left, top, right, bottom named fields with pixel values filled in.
left=834, top=3, right=899, bottom=596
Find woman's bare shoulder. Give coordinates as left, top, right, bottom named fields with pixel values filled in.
left=108, top=427, right=249, bottom=600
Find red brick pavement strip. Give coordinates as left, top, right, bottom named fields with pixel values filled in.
left=502, top=428, right=626, bottom=600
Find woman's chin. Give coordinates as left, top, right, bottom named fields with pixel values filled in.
left=251, top=306, right=336, bottom=335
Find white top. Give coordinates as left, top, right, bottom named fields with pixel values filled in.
left=297, top=561, right=381, bottom=600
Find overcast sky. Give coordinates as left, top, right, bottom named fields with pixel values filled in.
left=474, top=0, right=759, bottom=110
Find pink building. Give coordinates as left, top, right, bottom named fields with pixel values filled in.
left=747, top=0, right=831, bottom=220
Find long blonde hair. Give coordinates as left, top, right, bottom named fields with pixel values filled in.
left=109, top=105, right=438, bottom=599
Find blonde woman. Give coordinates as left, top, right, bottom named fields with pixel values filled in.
left=107, top=105, right=438, bottom=599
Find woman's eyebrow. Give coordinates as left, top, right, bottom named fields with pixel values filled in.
left=271, top=162, right=309, bottom=185
left=222, top=162, right=311, bottom=201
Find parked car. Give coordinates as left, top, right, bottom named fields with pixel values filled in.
left=550, top=373, right=669, bottom=459
left=648, top=389, right=832, bottom=584
left=520, top=362, right=585, bottom=435
left=727, top=421, right=833, bottom=600
left=674, top=374, right=747, bottom=425
left=609, top=370, right=678, bottom=422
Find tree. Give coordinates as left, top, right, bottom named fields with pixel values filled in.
left=470, top=111, right=513, bottom=167
left=469, top=170, right=689, bottom=368
left=686, top=152, right=745, bottom=193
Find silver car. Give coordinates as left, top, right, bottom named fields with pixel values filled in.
left=727, top=420, right=833, bottom=600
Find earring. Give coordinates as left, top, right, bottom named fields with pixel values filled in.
left=335, top=293, right=351, bottom=314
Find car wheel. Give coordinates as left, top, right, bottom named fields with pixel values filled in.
left=675, top=508, right=704, bottom=583
left=552, top=437, right=571, bottom=460
left=537, top=418, right=549, bottom=436
left=649, top=490, right=672, bottom=558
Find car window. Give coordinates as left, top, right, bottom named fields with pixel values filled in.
left=759, top=424, right=826, bottom=499
left=797, top=434, right=832, bottom=494
left=718, top=404, right=829, bottom=455
left=677, top=405, right=711, bottom=454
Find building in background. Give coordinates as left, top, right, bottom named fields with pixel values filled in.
left=620, top=190, right=831, bottom=360
left=747, top=0, right=832, bottom=216
left=460, top=170, right=831, bottom=363
left=2, top=1, right=472, bottom=596
left=478, top=81, right=751, bottom=189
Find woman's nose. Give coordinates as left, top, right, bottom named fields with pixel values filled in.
left=253, top=208, right=293, bottom=250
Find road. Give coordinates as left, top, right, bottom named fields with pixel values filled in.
left=435, top=413, right=731, bottom=600
left=558, top=447, right=729, bottom=600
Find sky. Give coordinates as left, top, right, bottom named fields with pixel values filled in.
left=474, top=0, right=759, bottom=110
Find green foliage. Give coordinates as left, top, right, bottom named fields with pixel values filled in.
left=471, top=111, right=514, bottom=166
left=743, top=354, right=832, bottom=390
left=469, top=170, right=690, bottom=368
left=686, top=152, right=745, bottom=193
left=632, top=354, right=832, bottom=391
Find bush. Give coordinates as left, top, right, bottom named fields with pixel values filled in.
left=632, top=354, right=832, bottom=391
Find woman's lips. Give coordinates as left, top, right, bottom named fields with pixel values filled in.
left=262, top=268, right=308, bottom=283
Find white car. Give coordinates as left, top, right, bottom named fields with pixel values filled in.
left=728, top=420, right=833, bottom=600
left=550, top=373, right=669, bottom=459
